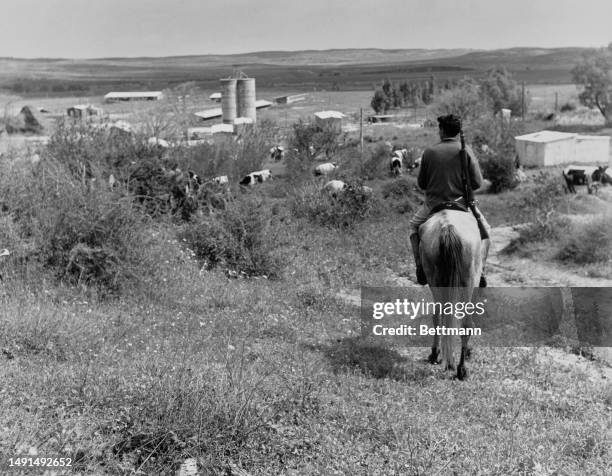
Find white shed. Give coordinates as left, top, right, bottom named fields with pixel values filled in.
left=514, top=131, right=577, bottom=167
left=575, top=135, right=611, bottom=166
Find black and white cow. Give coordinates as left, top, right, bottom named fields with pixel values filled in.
left=240, top=169, right=272, bottom=186
left=390, top=148, right=421, bottom=176
left=270, top=146, right=285, bottom=161
left=562, top=165, right=609, bottom=194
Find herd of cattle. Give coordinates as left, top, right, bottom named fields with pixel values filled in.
left=116, top=140, right=612, bottom=220
left=562, top=165, right=612, bottom=194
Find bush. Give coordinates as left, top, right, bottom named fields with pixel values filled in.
left=432, top=79, right=489, bottom=123
left=179, top=196, right=282, bottom=278
left=560, top=102, right=577, bottom=112
left=479, top=153, right=517, bottom=193
left=504, top=171, right=569, bottom=253
left=380, top=177, right=423, bottom=214
left=0, top=156, right=153, bottom=293
left=289, top=180, right=378, bottom=229
left=556, top=214, right=612, bottom=264
left=285, top=120, right=345, bottom=181
left=469, top=114, right=526, bottom=193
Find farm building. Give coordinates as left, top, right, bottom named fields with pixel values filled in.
left=67, top=104, right=103, bottom=119
left=314, top=110, right=346, bottom=130
left=187, top=124, right=234, bottom=138
left=209, top=92, right=222, bottom=102
left=103, top=91, right=163, bottom=103
left=194, top=101, right=271, bottom=122
left=369, top=114, right=395, bottom=123
left=575, top=135, right=611, bottom=166
left=194, top=108, right=222, bottom=121
left=274, top=94, right=306, bottom=105
left=515, top=130, right=611, bottom=167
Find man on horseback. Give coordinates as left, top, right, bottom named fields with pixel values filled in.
left=409, top=114, right=491, bottom=287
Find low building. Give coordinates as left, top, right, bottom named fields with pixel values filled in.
left=194, top=108, right=222, bottom=121
left=67, top=104, right=103, bottom=119
left=314, top=110, right=346, bottom=130
left=209, top=92, right=222, bottom=102
left=515, top=130, right=611, bottom=167
left=274, top=94, right=306, bottom=105
left=103, top=91, right=163, bottom=103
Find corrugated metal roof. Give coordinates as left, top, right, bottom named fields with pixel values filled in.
left=194, top=108, right=222, bottom=120
left=314, top=110, right=346, bottom=120
left=104, top=91, right=163, bottom=99
left=255, top=100, right=272, bottom=109
left=234, top=117, right=254, bottom=125
left=209, top=92, right=222, bottom=99
left=514, top=130, right=576, bottom=143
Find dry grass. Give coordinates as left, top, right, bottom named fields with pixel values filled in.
left=0, top=98, right=611, bottom=474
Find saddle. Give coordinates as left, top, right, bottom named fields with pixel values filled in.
left=427, top=201, right=468, bottom=219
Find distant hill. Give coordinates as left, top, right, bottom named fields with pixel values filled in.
left=0, top=47, right=593, bottom=97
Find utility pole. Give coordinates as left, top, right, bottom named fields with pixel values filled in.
left=521, top=81, right=526, bottom=121
left=359, top=108, right=364, bottom=158
left=555, top=92, right=559, bottom=112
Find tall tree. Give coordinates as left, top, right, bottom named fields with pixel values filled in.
left=571, top=44, right=612, bottom=124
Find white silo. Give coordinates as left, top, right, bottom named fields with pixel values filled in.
left=220, top=78, right=237, bottom=124
left=237, top=77, right=256, bottom=123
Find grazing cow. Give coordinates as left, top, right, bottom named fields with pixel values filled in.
left=323, top=180, right=347, bottom=195
left=562, top=165, right=607, bottom=194
left=270, top=146, right=285, bottom=161
left=391, top=148, right=421, bottom=176
left=212, top=175, right=229, bottom=185
left=314, top=162, right=338, bottom=176
left=240, top=169, right=272, bottom=186
left=390, top=150, right=404, bottom=176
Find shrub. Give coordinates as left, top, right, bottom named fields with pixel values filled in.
left=179, top=196, right=282, bottom=278
left=469, top=114, right=526, bottom=193
left=380, top=177, right=423, bottom=214
left=0, top=156, right=153, bottom=293
left=289, top=180, right=378, bottom=229
left=285, top=120, right=345, bottom=181
left=504, top=171, right=569, bottom=253
left=556, top=214, right=612, bottom=264
left=560, top=102, right=577, bottom=112
left=432, top=79, right=489, bottom=123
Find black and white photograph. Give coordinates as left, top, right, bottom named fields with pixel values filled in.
left=0, top=1, right=611, bottom=474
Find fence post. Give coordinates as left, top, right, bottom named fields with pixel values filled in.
left=359, top=108, right=364, bottom=158
left=521, top=81, right=526, bottom=121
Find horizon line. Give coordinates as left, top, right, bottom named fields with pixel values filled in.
left=0, top=45, right=596, bottom=62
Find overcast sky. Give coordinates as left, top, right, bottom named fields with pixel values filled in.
left=1, top=0, right=611, bottom=58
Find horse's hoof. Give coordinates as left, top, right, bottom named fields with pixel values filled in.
left=456, top=365, right=468, bottom=380
left=444, top=363, right=455, bottom=372
left=465, top=347, right=473, bottom=361
left=427, top=349, right=440, bottom=364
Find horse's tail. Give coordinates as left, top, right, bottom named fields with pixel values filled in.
left=437, top=224, right=466, bottom=369
left=436, top=224, right=466, bottom=288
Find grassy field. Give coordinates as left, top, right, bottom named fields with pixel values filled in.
left=0, top=183, right=610, bottom=474
left=0, top=66, right=611, bottom=473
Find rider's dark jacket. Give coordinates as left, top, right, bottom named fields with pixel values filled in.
left=417, top=137, right=484, bottom=209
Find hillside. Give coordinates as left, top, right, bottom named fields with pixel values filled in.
left=0, top=46, right=592, bottom=96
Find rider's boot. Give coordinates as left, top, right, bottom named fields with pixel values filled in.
left=410, top=233, right=428, bottom=285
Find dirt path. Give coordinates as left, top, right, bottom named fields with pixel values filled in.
left=336, top=224, right=612, bottom=368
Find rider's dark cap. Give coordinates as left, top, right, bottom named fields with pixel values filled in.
left=437, top=114, right=462, bottom=136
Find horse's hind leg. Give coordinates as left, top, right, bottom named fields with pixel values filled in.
left=427, top=313, right=441, bottom=364
left=456, top=335, right=470, bottom=380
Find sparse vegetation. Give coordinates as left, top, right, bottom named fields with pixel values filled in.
left=1, top=56, right=611, bottom=474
